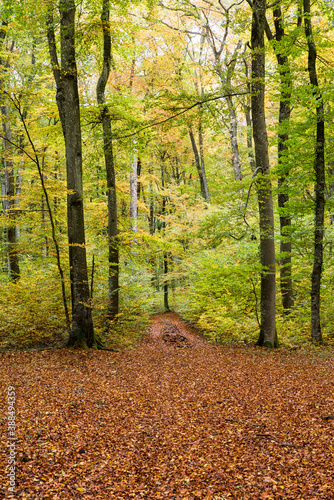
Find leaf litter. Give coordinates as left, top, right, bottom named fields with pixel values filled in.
left=1, top=312, right=334, bottom=499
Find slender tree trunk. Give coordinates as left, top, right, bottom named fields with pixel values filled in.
left=226, top=95, right=242, bottom=180
left=225, top=41, right=243, bottom=181
left=1, top=104, right=20, bottom=281
left=213, top=39, right=242, bottom=181
left=273, top=7, right=294, bottom=314
left=198, top=106, right=210, bottom=200
left=242, top=56, right=256, bottom=172
left=304, top=0, right=325, bottom=344
left=137, top=157, right=141, bottom=200
left=163, top=252, right=170, bottom=311
left=161, top=154, right=170, bottom=310
left=47, top=0, right=94, bottom=349
left=188, top=126, right=209, bottom=200
left=250, top=0, right=277, bottom=347
left=96, top=0, right=119, bottom=321
left=244, top=103, right=256, bottom=172
left=148, top=164, right=156, bottom=287
left=0, top=23, right=20, bottom=282
left=130, top=152, right=138, bottom=233
left=328, top=138, right=334, bottom=244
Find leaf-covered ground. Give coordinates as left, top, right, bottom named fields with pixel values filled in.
left=1, top=312, right=334, bottom=499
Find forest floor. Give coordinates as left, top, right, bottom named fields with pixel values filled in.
left=1, top=312, right=334, bottom=500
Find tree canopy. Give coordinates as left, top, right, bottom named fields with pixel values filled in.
left=1, top=0, right=334, bottom=350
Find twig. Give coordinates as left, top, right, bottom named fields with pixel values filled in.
left=255, top=433, right=304, bottom=448
left=225, top=417, right=261, bottom=426
left=228, top=167, right=262, bottom=240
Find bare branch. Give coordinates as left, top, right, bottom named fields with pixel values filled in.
left=0, top=134, right=36, bottom=164
left=159, top=18, right=200, bottom=36
left=116, top=89, right=249, bottom=140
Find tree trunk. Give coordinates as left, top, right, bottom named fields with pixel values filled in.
left=137, top=157, right=142, bottom=200
left=1, top=104, right=20, bottom=281
left=273, top=7, right=294, bottom=314
left=130, top=152, right=138, bottom=233
left=188, top=126, right=209, bottom=200
left=0, top=23, right=20, bottom=282
left=161, top=154, right=170, bottom=310
left=250, top=0, right=277, bottom=347
left=242, top=55, right=256, bottom=172
left=198, top=106, right=210, bottom=200
left=96, top=0, right=119, bottom=321
left=163, top=252, right=170, bottom=311
left=47, top=0, right=94, bottom=349
left=328, top=138, right=334, bottom=249
left=304, top=0, right=325, bottom=344
left=226, top=95, right=242, bottom=181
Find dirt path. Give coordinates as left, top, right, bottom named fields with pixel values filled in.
left=1, top=312, right=334, bottom=499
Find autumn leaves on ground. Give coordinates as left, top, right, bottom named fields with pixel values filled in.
left=1, top=313, right=334, bottom=500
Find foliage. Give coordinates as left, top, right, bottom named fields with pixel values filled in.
left=1, top=0, right=334, bottom=349
left=1, top=314, right=333, bottom=498
left=174, top=242, right=261, bottom=343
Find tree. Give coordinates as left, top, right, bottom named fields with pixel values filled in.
left=188, top=124, right=210, bottom=200
left=96, top=0, right=119, bottom=321
left=130, top=152, right=138, bottom=233
left=159, top=1, right=243, bottom=181
left=264, top=3, right=296, bottom=314
left=0, top=21, right=20, bottom=282
left=248, top=0, right=277, bottom=347
left=47, top=0, right=94, bottom=348
left=303, top=0, right=325, bottom=344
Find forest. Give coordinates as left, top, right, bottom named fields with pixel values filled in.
left=1, top=0, right=334, bottom=350
left=1, top=1, right=334, bottom=498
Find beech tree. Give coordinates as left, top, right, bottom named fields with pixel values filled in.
left=303, top=0, right=325, bottom=344
left=1, top=0, right=334, bottom=351
left=0, top=21, right=20, bottom=282
left=188, top=124, right=210, bottom=200
left=248, top=0, right=277, bottom=347
left=264, top=3, right=296, bottom=314
left=47, top=0, right=94, bottom=348
left=96, top=0, right=119, bottom=321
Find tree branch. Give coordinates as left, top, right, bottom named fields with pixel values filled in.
left=116, top=90, right=249, bottom=140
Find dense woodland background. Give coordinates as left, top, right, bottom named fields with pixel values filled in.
left=1, top=0, right=334, bottom=350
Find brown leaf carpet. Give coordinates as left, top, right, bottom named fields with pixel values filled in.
left=1, top=312, right=334, bottom=499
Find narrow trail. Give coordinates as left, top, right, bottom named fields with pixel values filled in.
left=1, top=313, right=333, bottom=499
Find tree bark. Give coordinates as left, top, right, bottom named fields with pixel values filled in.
left=242, top=55, right=256, bottom=172
left=161, top=154, right=170, bottom=310
left=273, top=7, right=294, bottom=314
left=250, top=0, right=277, bottom=347
left=0, top=22, right=20, bottom=282
left=163, top=252, right=170, bottom=311
left=304, top=0, right=325, bottom=344
left=198, top=104, right=210, bottom=200
left=96, top=0, right=119, bottom=321
left=1, top=104, right=20, bottom=281
left=130, top=152, right=138, bottom=233
left=47, top=0, right=94, bottom=349
left=188, top=126, right=209, bottom=200
left=226, top=95, right=242, bottom=181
